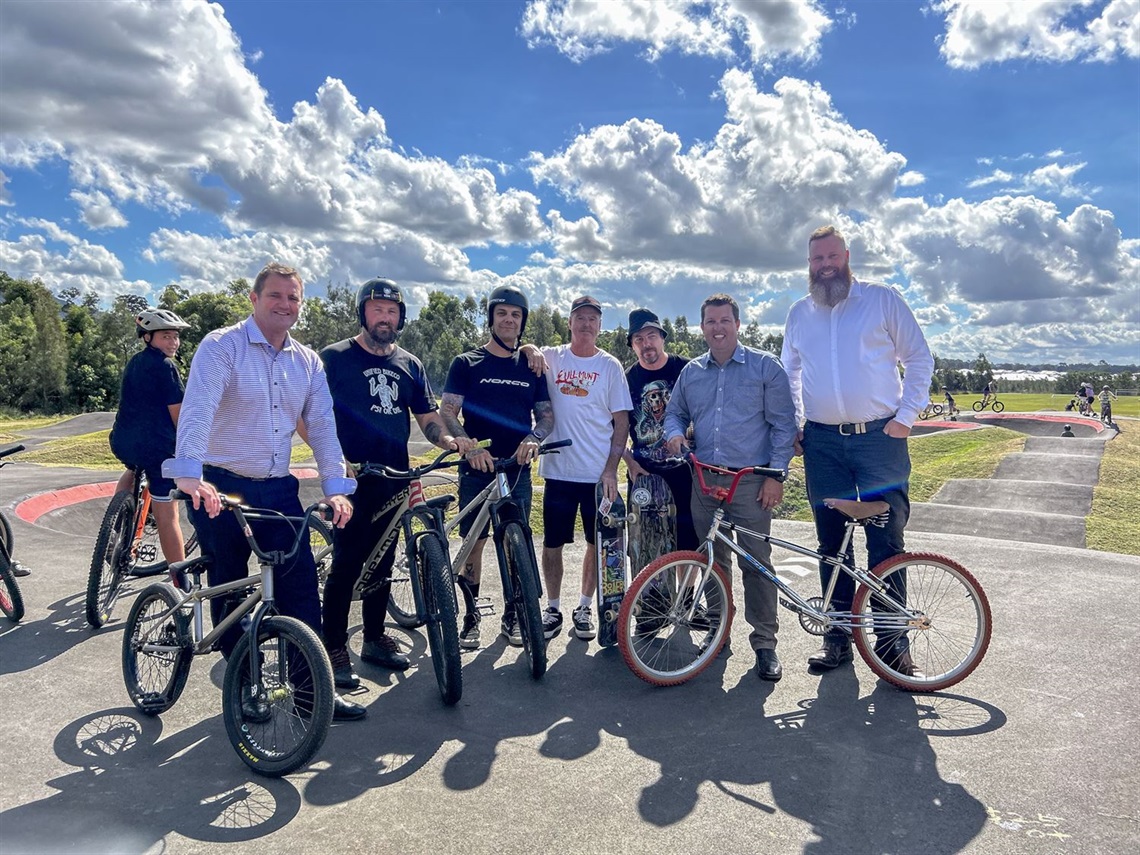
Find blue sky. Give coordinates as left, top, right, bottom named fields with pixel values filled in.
left=1, top=0, right=1137, bottom=364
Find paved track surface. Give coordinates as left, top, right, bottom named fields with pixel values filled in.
left=0, top=418, right=1137, bottom=854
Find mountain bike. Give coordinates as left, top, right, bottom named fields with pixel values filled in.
left=0, top=444, right=26, bottom=622
left=617, top=454, right=992, bottom=692
left=86, top=468, right=200, bottom=628
left=121, top=493, right=335, bottom=776
left=368, top=438, right=570, bottom=689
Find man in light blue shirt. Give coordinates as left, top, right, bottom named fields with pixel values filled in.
left=165, top=262, right=364, bottom=721
left=664, top=293, right=797, bottom=682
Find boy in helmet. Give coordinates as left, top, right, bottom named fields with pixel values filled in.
left=109, top=308, right=192, bottom=566
left=320, top=278, right=475, bottom=689
left=440, top=285, right=555, bottom=649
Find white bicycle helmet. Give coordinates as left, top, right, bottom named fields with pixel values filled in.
left=136, top=307, right=190, bottom=338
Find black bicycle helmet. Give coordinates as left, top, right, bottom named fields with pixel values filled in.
left=135, top=307, right=190, bottom=338
left=357, top=278, right=406, bottom=330
left=486, top=284, right=529, bottom=338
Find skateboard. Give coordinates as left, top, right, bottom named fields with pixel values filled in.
left=595, top=483, right=629, bottom=647
left=627, top=472, right=676, bottom=577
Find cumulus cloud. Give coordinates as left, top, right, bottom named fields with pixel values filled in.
left=70, top=190, right=128, bottom=230
left=0, top=220, right=151, bottom=298
left=521, top=0, right=832, bottom=66
left=898, top=171, right=926, bottom=187
left=0, top=0, right=546, bottom=250
left=931, top=0, right=1140, bottom=68
left=531, top=70, right=909, bottom=271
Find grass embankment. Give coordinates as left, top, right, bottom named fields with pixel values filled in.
left=1086, top=427, right=1140, bottom=555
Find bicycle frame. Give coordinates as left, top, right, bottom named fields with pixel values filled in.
left=686, top=457, right=914, bottom=635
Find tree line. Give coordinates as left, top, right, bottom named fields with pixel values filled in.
left=0, top=270, right=1133, bottom=414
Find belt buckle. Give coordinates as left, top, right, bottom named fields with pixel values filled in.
left=839, top=422, right=866, bottom=436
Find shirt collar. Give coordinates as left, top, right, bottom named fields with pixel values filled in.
left=242, top=315, right=295, bottom=352
left=696, top=343, right=746, bottom=368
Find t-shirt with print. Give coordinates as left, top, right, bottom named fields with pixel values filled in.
left=444, top=347, right=550, bottom=458
left=626, top=355, right=689, bottom=467
left=538, top=345, right=633, bottom=483
left=321, top=339, right=435, bottom=470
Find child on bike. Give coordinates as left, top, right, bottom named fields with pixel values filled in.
left=1099, top=386, right=1118, bottom=424
left=108, top=308, right=190, bottom=568
left=943, top=390, right=958, bottom=417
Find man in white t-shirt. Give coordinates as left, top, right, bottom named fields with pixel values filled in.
left=534, top=295, right=632, bottom=641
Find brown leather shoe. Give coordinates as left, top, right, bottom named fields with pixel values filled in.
left=808, top=638, right=853, bottom=671
left=891, top=650, right=925, bottom=679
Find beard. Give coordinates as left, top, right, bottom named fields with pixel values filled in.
left=809, top=262, right=853, bottom=308
left=366, top=323, right=398, bottom=348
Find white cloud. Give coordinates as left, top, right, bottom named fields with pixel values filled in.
left=931, top=0, right=1140, bottom=68
left=521, top=0, right=832, bottom=66
left=0, top=170, right=11, bottom=207
left=0, top=220, right=151, bottom=298
left=70, top=190, right=128, bottom=230
left=0, top=0, right=546, bottom=250
left=898, top=171, right=926, bottom=187
left=531, top=70, right=909, bottom=270
left=965, top=162, right=1094, bottom=198
left=966, top=169, right=1014, bottom=188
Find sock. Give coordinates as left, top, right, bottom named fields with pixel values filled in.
left=579, top=594, right=592, bottom=608
left=548, top=598, right=560, bottom=612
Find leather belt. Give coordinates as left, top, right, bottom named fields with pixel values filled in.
left=806, top=416, right=895, bottom=437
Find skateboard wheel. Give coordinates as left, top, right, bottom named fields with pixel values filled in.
left=605, top=609, right=617, bottom=622
left=625, top=511, right=638, bottom=527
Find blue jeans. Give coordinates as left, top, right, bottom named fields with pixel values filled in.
left=801, top=422, right=910, bottom=639
left=191, top=468, right=321, bottom=658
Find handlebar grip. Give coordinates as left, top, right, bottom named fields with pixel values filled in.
left=540, top=438, right=573, bottom=451
left=0, top=444, right=25, bottom=459
left=751, top=466, right=787, bottom=482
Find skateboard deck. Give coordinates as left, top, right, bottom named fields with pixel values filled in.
left=595, top=483, right=628, bottom=647
left=627, top=472, right=676, bottom=577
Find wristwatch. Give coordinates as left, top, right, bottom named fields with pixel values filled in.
left=529, top=427, right=549, bottom=441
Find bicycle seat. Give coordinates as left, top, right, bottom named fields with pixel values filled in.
left=823, top=498, right=890, bottom=520
left=421, top=495, right=456, bottom=512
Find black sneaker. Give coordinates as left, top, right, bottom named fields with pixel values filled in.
left=572, top=605, right=596, bottom=640
left=500, top=608, right=522, bottom=647
left=11, top=561, right=31, bottom=577
left=541, top=607, right=563, bottom=639
left=361, top=635, right=411, bottom=672
left=327, top=646, right=360, bottom=690
left=460, top=613, right=481, bottom=650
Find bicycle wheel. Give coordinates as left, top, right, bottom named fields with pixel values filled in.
left=121, top=583, right=192, bottom=714
left=0, top=510, right=13, bottom=556
left=222, top=616, right=334, bottom=777
left=851, top=552, right=992, bottom=692
left=386, top=552, right=422, bottom=628
left=931, top=403, right=944, bottom=417
left=416, top=533, right=462, bottom=704
left=971, top=401, right=984, bottom=412
left=86, top=491, right=137, bottom=627
left=502, top=522, right=546, bottom=679
left=617, top=551, right=732, bottom=687
left=0, top=549, right=25, bottom=622
left=992, top=401, right=1005, bottom=413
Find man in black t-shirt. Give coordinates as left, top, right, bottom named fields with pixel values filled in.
left=320, top=278, right=475, bottom=691
left=622, top=308, right=698, bottom=550
left=440, top=285, right=554, bottom=649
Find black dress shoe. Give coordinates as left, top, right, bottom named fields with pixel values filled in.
left=361, top=637, right=411, bottom=672
left=755, top=648, right=782, bottom=682
left=808, top=638, right=854, bottom=671
left=333, top=694, right=367, bottom=721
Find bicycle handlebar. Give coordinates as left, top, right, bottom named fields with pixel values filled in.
left=358, top=438, right=572, bottom=480
left=0, top=444, right=26, bottom=464
left=171, top=490, right=330, bottom=566
left=687, top=453, right=787, bottom=502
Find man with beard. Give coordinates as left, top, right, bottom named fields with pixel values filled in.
left=623, top=308, right=697, bottom=551
left=665, top=294, right=796, bottom=681
left=781, top=225, right=933, bottom=676
left=320, top=278, right=475, bottom=691
left=440, top=285, right=554, bottom=649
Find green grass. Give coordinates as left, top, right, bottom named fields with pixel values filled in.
left=947, top=392, right=1140, bottom=419
left=15, top=428, right=122, bottom=469
left=1086, top=426, right=1140, bottom=555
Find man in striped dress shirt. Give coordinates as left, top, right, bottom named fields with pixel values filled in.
left=164, top=262, right=365, bottom=721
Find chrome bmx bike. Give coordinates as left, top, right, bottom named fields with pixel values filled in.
left=617, top=455, right=992, bottom=692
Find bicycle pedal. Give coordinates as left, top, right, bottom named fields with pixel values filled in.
left=779, top=597, right=802, bottom=613
left=474, top=597, right=496, bottom=617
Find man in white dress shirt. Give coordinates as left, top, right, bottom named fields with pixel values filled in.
left=781, top=225, right=934, bottom=676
